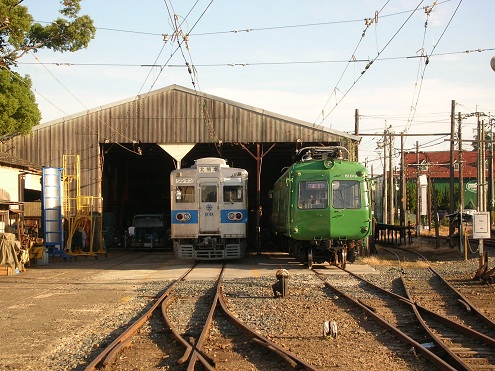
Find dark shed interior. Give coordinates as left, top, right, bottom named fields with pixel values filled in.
left=101, top=140, right=339, bottom=243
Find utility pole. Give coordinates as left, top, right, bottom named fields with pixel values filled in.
left=489, top=116, right=494, bottom=213
left=383, top=130, right=388, bottom=224
left=400, top=133, right=406, bottom=229
left=449, top=100, right=456, bottom=240
left=389, top=131, right=394, bottom=225
left=458, top=112, right=465, bottom=259
left=478, top=119, right=487, bottom=212
left=355, top=109, right=359, bottom=136
left=416, top=142, right=420, bottom=236
left=477, top=119, right=487, bottom=267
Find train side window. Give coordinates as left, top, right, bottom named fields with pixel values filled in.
left=176, top=186, right=195, bottom=203
left=223, top=185, right=243, bottom=203
left=201, top=185, right=217, bottom=202
left=298, top=181, right=328, bottom=209
left=332, top=180, right=361, bottom=209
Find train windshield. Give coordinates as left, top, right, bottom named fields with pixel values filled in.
left=201, top=185, right=217, bottom=202
left=223, top=185, right=243, bottom=203
left=298, top=181, right=328, bottom=209
left=332, top=180, right=361, bottom=209
left=176, top=186, right=195, bottom=203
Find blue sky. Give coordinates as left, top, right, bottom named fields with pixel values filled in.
left=18, top=0, right=495, bottom=172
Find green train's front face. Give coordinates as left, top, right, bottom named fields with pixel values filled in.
left=288, top=158, right=371, bottom=241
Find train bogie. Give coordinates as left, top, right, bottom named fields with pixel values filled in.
left=170, top=158, right=248, bottom=260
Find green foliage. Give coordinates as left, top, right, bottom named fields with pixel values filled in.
left=0, top=0, right=95, bottom=138
left=406, top=182, right=417, bottom=212
left=406, top=180, right=462, bottom=214
left=0, top=69, right=41, bottom=136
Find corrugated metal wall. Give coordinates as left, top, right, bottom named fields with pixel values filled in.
left=6, top=85, right=358, bottom=202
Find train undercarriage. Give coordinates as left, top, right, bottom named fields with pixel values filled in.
left=283, top=238, right=359, bottom=269
left=173, top=237, right=247, bottom=260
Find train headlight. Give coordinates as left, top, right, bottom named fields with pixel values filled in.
left=291, top=226, right=299, bottom=234
left=176, top=212, right=191, bottom=222
left=324, top=159, right=334, bottom=168
left=228, top=212, right=244, bottom=221
left=361, top=226, right=368, bottom=233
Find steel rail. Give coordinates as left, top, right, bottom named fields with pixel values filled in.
left=429, top=266, right=495, bottom=330
left=390, top=246, right=495, bottom=334
left=382, top=246, right=495, bottom=368
left=161, top=293, right=215, bottom=369
left=347, top=245, right=495, bottom=369
left=172, top=263, right=318, bottom=370
left=313, top=270, right=456, bottom=370
left=84, top=264, right=196, bottom=370
left=399, top=267, right=495, bottom=370
left=186, top=264, right=225, bottom=371
left=315, top=271, right=456, bottom=370
left=217, top=279, right=319, bottom=370
left=400, top=275, right=477, bottom=371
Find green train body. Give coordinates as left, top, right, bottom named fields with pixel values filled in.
left=270, top=147, right=372, bottom=268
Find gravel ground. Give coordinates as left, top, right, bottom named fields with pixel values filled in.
left=1, top=242, right=495, bottom=370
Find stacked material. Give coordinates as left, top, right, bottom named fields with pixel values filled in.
left=0, top=233, right=22, bottom=275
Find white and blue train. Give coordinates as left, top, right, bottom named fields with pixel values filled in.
left=170, top=157, right=248, bottom=260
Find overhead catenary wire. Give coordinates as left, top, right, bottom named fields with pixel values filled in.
left=163, top=0, right=223, bottom=152
left=404, top=3, right=437, bottom=134
left=313, top=0, right=392, bottom=127
left=403, top=0, right=463, bottom=134
left=33, top=0, right=454, bottom=38
left=9, top=0, right=490, bottom=160
left=314, top=0, right=426, bottom=128
left=16, top=46, right=495, bottom=69
left=8, top=0, right=213, bottom=157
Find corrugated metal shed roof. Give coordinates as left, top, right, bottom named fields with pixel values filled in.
left=0, top=152, right=41, bottom=173
left=33, top=84, right=360, bottom=142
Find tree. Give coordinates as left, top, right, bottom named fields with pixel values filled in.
left=0, top=69, right=40, bottom=137
left=0, top=0, right=96, bottom=139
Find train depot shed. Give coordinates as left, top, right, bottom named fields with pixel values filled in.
left=4, top=85, right=361, bottom=240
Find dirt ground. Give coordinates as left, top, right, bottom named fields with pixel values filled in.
left=1, top=236, right=494, bottom=370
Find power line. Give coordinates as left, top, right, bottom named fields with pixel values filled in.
left=315, top=0, right=427, bottom=128
left=32, top=1, right=454, bottom=38
left=17, top=46, right=494, bottom=69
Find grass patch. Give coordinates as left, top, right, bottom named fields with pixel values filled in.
left=361, top=255, right=430, bottom=269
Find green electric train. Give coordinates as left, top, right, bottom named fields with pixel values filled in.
left=270, top=146, right=373, bottom=269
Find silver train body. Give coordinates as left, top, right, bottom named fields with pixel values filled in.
left=170, top=158, right=248, bottom=260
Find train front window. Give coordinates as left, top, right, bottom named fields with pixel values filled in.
left=201, top=185, right=217, bottom=202
left=332, top=180, right=361, bottom=209
left=298, top=181, right=328, bottom=209
left=223, top=185, right=243, bottom=203
left=176, top=186, right=195, bottom=203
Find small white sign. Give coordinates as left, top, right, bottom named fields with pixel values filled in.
left=472, top=212, right=491, bottom=239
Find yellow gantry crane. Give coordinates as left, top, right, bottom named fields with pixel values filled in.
left=62, top=155, right=106, bottom=258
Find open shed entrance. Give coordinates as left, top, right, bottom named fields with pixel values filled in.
left=100, top=141, right=335, bottom=247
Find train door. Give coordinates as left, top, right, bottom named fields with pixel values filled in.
left=199, top=182, right=220, bottom=233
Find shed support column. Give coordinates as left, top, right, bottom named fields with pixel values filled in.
left=240, top=143, right=276, bottom=254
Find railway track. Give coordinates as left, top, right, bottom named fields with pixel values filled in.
left=307, top=245, right=495, bottom=370
left=379, top=246, right=495, bottom=370
left=84, top=262, right=316, bottom=370
left=313, top=266, right=456, bottom=370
